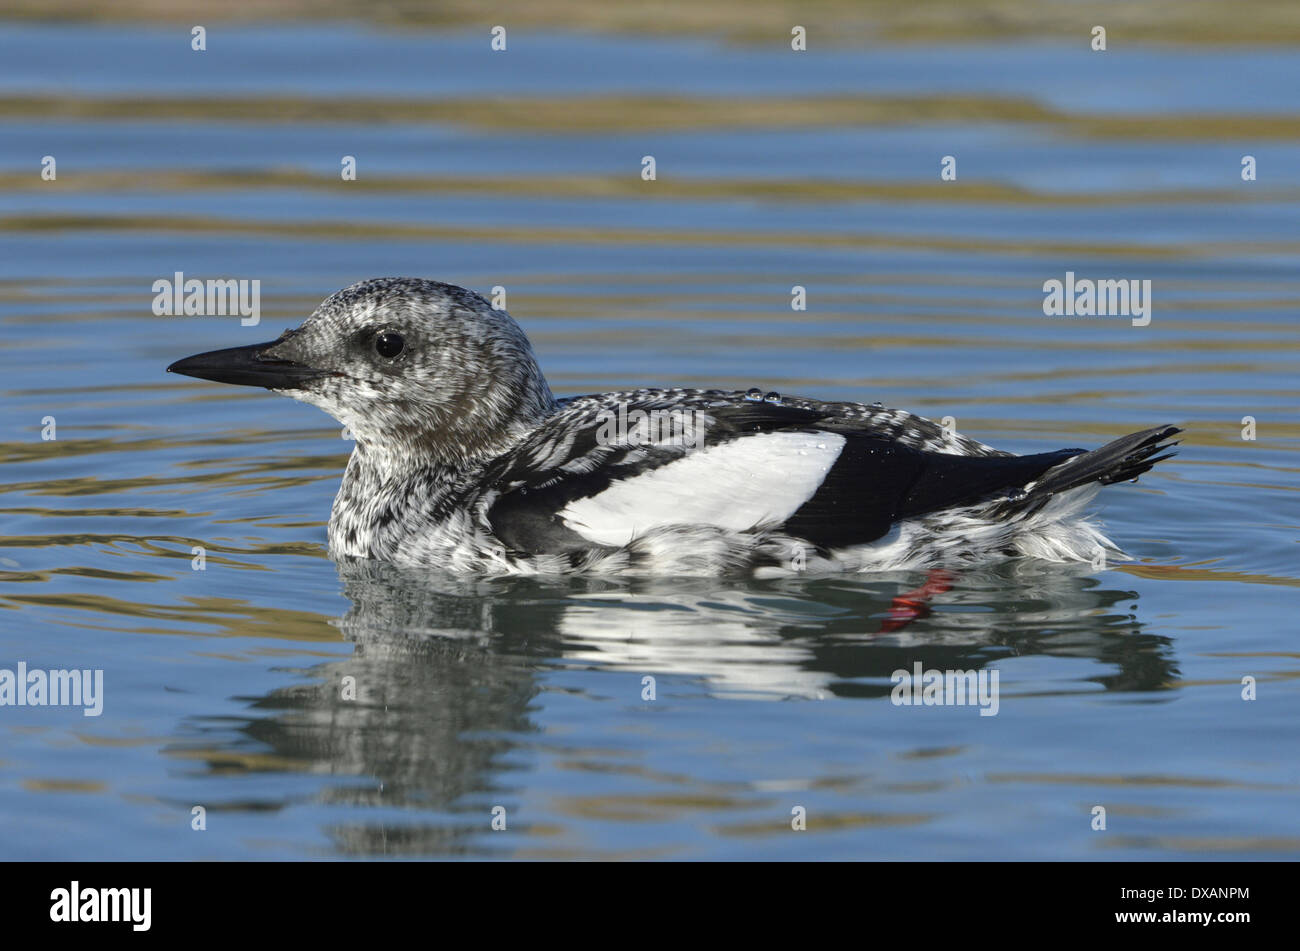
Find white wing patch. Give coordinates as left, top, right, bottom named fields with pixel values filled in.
left=558, top=431, right=846, bottom=546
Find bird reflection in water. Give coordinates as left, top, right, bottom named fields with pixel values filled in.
left=213, top=560, right=1179, bottom=854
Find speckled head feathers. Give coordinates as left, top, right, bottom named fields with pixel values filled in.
left=263, top=278, right=555, bottom=466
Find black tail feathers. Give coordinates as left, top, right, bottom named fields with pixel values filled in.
left=1027, top=424, right=1182, bottom=499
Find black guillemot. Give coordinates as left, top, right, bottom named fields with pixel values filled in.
left=168, top=278, right=1180, bottom=575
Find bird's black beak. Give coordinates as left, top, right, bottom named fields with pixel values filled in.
left=167, top=341, right=327, bottom=390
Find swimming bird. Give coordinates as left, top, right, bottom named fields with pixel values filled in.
left=167, top=278, right=1180, bottom=575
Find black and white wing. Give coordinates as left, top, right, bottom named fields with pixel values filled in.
left=476, top=390, right=1083, bottom=555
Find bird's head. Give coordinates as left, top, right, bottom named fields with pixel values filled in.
left=167, top=278, right=556, bottom=466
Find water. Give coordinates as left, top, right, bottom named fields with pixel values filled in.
left=1, top=22, right=1297, bottom=860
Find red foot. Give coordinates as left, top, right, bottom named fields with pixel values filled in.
left=876, top=569, right=955, bottom=634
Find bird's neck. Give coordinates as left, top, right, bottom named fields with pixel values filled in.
left=327, top=402, right=556, bottom=559
left=345, top=437, right=469, bottom=481
left=329, top=444, right=468, bottom=559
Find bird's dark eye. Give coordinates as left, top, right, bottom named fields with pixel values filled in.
left=374, top=331, right=405, bottom=359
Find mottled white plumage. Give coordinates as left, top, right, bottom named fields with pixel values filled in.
left=167, top=278, right=1181, bottom=576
